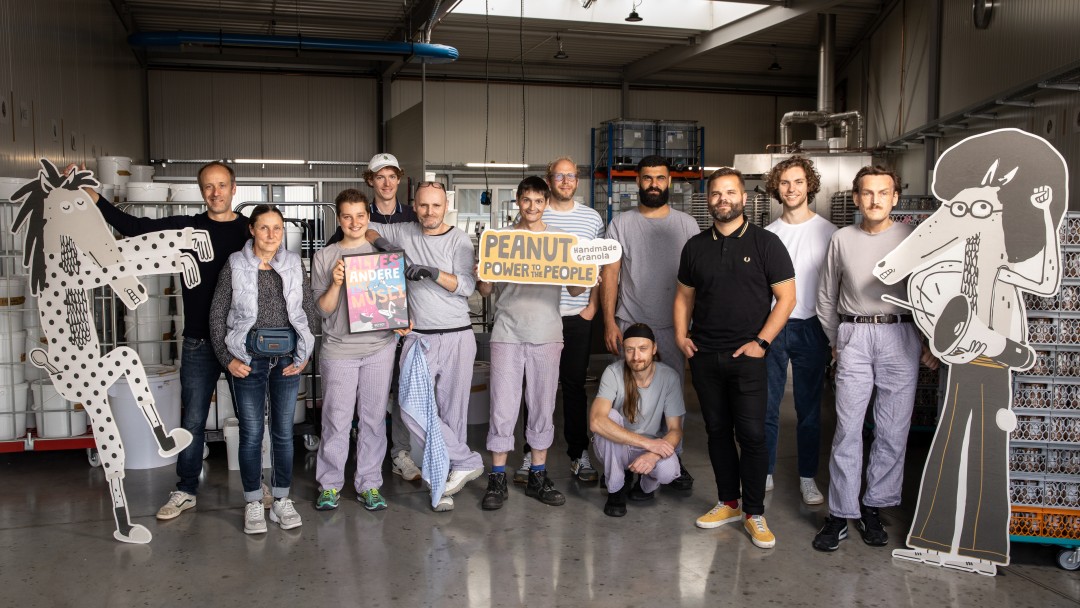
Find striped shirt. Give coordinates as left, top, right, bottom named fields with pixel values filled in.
left=543, top=202, right=606, bottom=316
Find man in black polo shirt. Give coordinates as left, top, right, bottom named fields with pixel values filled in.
left=674, top=167, right=795, bottom=549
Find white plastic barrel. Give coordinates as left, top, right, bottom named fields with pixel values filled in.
left=23, top=327, right=47, bottom=383
left=170, top=183, right=203, bottom=202
left=126, top=182, right=170, bottom=202
left=206, top=377, right=235, bottom=431
left=0, top=382, right=28, bottom=440
left=32, top=380, right=88, bottom=438
left=129, top=165, right=155, bottom=182
left=107, top=365, right=180, bottom=469
left=97, top=156, right=132, bottom=186
left=0, top=329, right=27, bottom=385
left=224, top=417, right=240, bottom=470
left=0, top=176, right=24, bottom=201
left=22, top=296, right=39, bottom=330
left=125, top=316, right=169, bottom=365
left=285, top=224, right=303, bottom=255
left=0, top=280, right=24, bottom=332
left=468, top=361, right=491, bottom=425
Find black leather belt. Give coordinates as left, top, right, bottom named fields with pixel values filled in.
left=840, top=314, right=914, bottom=324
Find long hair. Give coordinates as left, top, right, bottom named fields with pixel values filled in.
left=621, top=350, right=660, bottom=425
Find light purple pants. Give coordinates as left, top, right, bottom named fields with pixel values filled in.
left=316, top=341, right=397, bottom=494
left=399, top=331, right=483, bottom=471
left=828, top=322, right=921, bottom=519
left=593, top=409, right=680, bottom=493
left=486, top=341, right=563, bottom=454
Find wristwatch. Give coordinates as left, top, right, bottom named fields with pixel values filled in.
left=754, top=337, right=770, bottom=351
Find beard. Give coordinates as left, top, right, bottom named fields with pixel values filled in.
left=639, top=187, right=670, bottom=208
left=709, top=200, right=745, bottom=223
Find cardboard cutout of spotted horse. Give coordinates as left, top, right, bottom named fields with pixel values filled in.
left=11, top=159, right=213, bottom=544
left=874, top=129, right=1068, bottom=576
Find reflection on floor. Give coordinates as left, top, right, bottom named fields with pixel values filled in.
left=2, top=377, right=1078, bottom=607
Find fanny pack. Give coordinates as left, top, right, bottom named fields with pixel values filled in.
left=246, top=327, right=297, bottom=357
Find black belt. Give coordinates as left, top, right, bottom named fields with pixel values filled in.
left=840, top=314, right=913, bottom=324
left=413, top=325, right=473, bottom=335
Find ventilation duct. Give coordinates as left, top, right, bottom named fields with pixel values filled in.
left=128, top=32, right=459, bottom=64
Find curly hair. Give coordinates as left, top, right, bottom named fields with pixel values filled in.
left=765, top=156, right=821, bottom=205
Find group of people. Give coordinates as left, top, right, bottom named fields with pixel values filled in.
left=83, top=149, right=933, bottom=551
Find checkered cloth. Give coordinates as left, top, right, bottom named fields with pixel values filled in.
left=398, top=336, right=449, bottom=508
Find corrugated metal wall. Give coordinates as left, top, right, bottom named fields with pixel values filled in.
left=0, top=0, right=145, bottom=177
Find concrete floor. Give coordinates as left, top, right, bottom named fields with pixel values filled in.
left=2, top=375, right=1078, bottom=608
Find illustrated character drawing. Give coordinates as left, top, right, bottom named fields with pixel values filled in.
left=873, top=129, right=1068, bottom=575
left=11, top=159, right=214, bottom=544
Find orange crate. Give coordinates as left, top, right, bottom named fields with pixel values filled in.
left=1010, top=506, right=1080, bottom=540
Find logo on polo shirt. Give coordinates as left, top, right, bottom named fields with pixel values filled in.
left=744, top=257, right=751, bottom=263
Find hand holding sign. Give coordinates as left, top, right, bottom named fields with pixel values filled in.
left=477, top=229, right=622, bottom=287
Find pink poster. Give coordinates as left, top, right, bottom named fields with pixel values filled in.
left=343, top=251, right=409, bottom=333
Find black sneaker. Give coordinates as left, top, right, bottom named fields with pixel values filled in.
left=525, top=470, right=566, bottom=506
left=669, top=461, right=694, bottom=491
left=481, top=472, right=508, bottom=511
left=603, top=486, right=627, bottom=517
left=857, top=506, right=889, bottom=546
left=812, top=515, right=849, bottom=552
left=628, top=474, right=655, bottom=501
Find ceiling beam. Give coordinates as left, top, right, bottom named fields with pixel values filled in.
left=622, top=0, right=846, bottom=82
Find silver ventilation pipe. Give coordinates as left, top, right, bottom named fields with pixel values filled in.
left=816, top=13, right=836, bottom=139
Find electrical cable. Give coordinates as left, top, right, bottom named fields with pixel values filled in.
left=482, top=0, right=491, bottom=203
left=519, top=0, right=526, bottom=177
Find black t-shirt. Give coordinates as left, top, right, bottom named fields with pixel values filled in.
left=96, top=199, right=251, bottom=340
left=325, top=201, right=417, bottom=246
left=676, top=218, right=795, bottom=353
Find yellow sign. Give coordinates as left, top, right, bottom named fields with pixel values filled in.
left=477, top=229, right=622, bottom=287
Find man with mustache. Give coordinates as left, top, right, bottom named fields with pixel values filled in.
left=601, top=155, right=699, bottom=492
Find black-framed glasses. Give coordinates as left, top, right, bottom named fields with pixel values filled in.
left=551, top=173, right=578, bottom=183
left=415, top=181, right=446, bottom=193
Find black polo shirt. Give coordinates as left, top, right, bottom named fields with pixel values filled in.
left=676, top=217, right=794, bottom=353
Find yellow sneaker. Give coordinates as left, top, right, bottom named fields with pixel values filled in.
left=695, top=502, right=743, bottom=529
left=744, top=514, right=776, bottom=548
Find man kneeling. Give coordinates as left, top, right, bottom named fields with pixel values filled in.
left=590, top=324, right=685, bottom=517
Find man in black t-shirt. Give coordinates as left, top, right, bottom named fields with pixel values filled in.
left=673, top=168, right=796, bottom=549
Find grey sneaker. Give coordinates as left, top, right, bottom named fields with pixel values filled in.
left=433, top=495, right=454, bottom=512
left=444, top=467, right=485, bottom=496
left=513, top=453, right=532, bottom=484
left=570, top=451, right=599, bottom=482
left=244, top=500, right=267, bottom=535
left=269, top=497, right=302, bottom=530
left=392, top=451, right=422, bottom=481
left=156, top=491, right=196, bottom=520
left=800, top=477, right=824, bottom=505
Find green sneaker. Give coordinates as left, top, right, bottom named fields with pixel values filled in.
left=358, top=488, right=387, bottom=511
left=315, top=488, right=340, bottom=511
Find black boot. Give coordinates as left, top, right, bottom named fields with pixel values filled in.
left=669, top=458, right=694, bottom=491
left=525, top=469, right=566, bottom=506
left=604, top=485, right=628, bottom=517
left=628, top=474, right=655, bottom=501
left=482, top=472, right=508, bottom=511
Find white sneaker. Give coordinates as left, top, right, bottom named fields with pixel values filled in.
left=156, top=491, right=196, bottom=520
left=392, top=451, right=422, bottom=481
left=513, top=452, right=532, bottom=484
left=433, top=495, right=454, bottom=512
left=269, top=497, right=302, bottom=530
left=800, top=477, right=825, bottom=505
left=443, top=467, right=485, bottom=496
left=244, top=500, right=267, bottom=535
left=765, top=474, right=774, bottom=492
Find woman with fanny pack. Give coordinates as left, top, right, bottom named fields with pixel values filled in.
left=210, top=204, right=318, bottom=535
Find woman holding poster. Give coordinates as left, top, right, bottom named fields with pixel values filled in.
left=477, top=176, right=586, bottom=510
left=310, top=189, right=411, bottom=513
left=210, top=205, right=318, bottom=535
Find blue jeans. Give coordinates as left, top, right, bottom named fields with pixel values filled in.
left=764, top=316, right=830, bottom=478
left=230, top=355, right=300, bottom=503
left=176, top=337, right=229, bottom=495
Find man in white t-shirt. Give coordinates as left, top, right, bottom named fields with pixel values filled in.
left=590, top=324, right=685, bottom=517
left=763, top=156, right=836, bottom=506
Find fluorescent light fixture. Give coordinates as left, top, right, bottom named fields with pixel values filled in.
left=466, top=162, right=529, bottom=168
left=234, top=158, right=306, bottom=165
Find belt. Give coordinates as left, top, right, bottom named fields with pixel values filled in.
left=413, top=325, right=473, bottom=335
left=840, top=314, right=914, bottom=324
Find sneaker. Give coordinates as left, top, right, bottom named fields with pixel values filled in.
left=857, top=506, right=889, bottom=546
left=358, top=488, right=388, bottom=511
left=603, top=486, right=628, bottom=517
left=244, top=500, right=267, bottom=534
left=669, top=461, right=694, bottom=491
left=269, top=497, right=302, bottom=530
left=433, top=495, right=454, bottom=512
left=392, top=451, right=422, bottom=481
left=525, top=470, right=566, bottom=506
left=570, top=451, right=599, bottom=482
left=800, top=477, right=825, bottom=505
left=482, top=472, right=509, bottom=510
left=513, top=453, right=532, bottom=484
left=744, top=514, right=776, bottom=549
left=628, top=475, right=655, bottom=501
left=156, top=491, right=196, bottom=520
left=314, top=488, right=340, bottom=511
left=443, top=467, right=485, bottom=497
left=695, top=502, right=743, bottom=529
left=812, top=515, right=849, bottom=552
left=765, top=474, right=774, bottom=492
left=261, top=482, right=273, bottom=509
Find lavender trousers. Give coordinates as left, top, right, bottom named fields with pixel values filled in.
left=316, top=341, right=397, bottom=494
left=486, top=341, right=563, bottom=454
left=399, top=331, right=483, bottom=471
left=593, top=410, right=680, bottom=493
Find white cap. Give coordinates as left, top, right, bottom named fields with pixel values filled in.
left=368, top=153, right=401, bottom=173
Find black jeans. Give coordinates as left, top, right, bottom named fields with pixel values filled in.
left=523, top=313, right=592, bottom=458
left=689, top=351, right=769, bottom=515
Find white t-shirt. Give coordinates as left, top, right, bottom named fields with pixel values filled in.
left=765, top=213, right=837, bottom=320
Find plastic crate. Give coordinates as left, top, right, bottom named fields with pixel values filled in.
left=916, top=364, right=940, bottom=386
left=1011, top=507, right=1080, bottom=540
left=1014, top=381, right=1053, bottom=409
left=1066, top=251, right=1080, bottom=279
left=1013, top=413, right=1051, bottom=441
left=1050, top=413, right=1080, bottom=443
left=1028, top=349, right=1056, bottom=377
left=1047, top=446, right=1080, bottom=476
left=656, top=121, right=699, bottom=170
left=1061, top=216, right=1080, bottom=246
left=1028, top=317, right=1057, bottom=345
left=1025, top=292, right=1060, bottom=312
left=1059, top=318, right=1080, bottom=346
left=1010, top=446, right=1048, bottom=474
left=1062, top=285, right=1080, bottom=311
left=1045, top=480, right=1080, bottom=509
left=914, top=386, right=941, bottom=409
left=1011, top=477, right=1046, bottom=506
left=1055, top=384, right=1080, bottom=411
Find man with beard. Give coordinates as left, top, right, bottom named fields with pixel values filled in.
left=590, top=324, right=685, bottom=517
left=674, top=167, right=795, bottom=548
left=514, top=157, right=606, bottom=484
left=601, top=155, right=699, bottom=491
left=762, top=156, right=836, bottom=505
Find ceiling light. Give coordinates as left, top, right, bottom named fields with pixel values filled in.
left=554, top=33, right=568, bottom=60
left=768, top=44, right=782, bottom=71
left=625, top=1, right=643, bottom=22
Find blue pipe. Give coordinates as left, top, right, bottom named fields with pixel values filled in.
left=128, top=31, right=458, bottom=64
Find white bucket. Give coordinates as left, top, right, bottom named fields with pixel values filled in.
left=24, top=327, right=47, bottom=383
left=224, top=417, right=240, bottom=470
left=97, top=156, right=132, bottom=186
left=129, top=165, right=155, bottom=182
left=0, top=329, right=27, bottom=385
left=0, top=311, right=23, bottom=333
left=108, top=365, right=181, bottom=469
left=170, top=183, right=203, bottom=202
left=125, top=316, right=171, bottom=365
left=206, top=377, right=235, bottom=431
left=0, top=382, right=28, bottom=440
left=468, top=361, right=491, bottom=425
left=0, top=176, right=25, bottom=201
left=126, top=182, right=170, bottom=202
left=22, top=296, right=39, bottom=329
left=32, top=380, right=88, bottom=438
left=285, top=224, right=303, bottom=255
